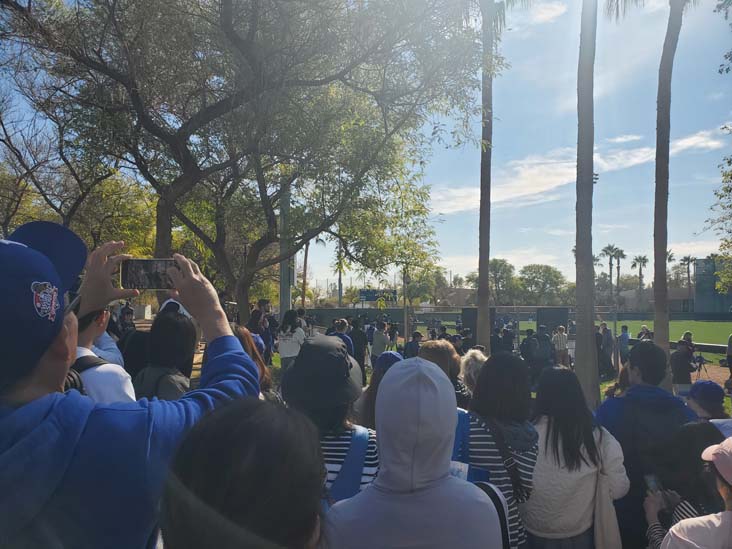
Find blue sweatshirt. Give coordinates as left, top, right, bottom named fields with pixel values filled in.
left=0, top=335, right=259, bottom=548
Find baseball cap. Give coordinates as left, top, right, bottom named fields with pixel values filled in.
left=702, top=437, right=732, bottom=485
left=374, top=351, right=402, bottom=374
left=682, top=380, right=725, bottom=409
left=0, top=222, right=87, bottom=386
left=281, top=335, right=361, bottom=410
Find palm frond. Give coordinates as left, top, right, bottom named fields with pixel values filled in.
left=604, top=0, right=646, bottom=21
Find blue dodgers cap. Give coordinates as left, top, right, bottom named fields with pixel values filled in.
left=374, top=351, right=402, bottom=373
left=686, top=380, right=725, bottom=408
left=0, top=222, right=87, bottom=387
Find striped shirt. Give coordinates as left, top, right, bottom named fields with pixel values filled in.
left=321, top=427, right=379, bottom=492
left=647, top=500, right=704, bottom=549
left=552, top=332, right=568, bottom=351
left=468, top=415, right=538, bottom=549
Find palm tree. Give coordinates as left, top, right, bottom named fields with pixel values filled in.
left=666, top=249, right=676, bottom=264
left=680, top=255, right=695, bottom=300
left=600, top=244, right=618, bottom=302
left=575, top=0, right=599, bottom=407
left=614, top=248, right=626, bottom=299
left=631, top=254, right=649, bottom=295
left=301, top=236, right=325, bottom=308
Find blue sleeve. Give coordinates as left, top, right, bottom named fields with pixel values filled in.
left=595, top=398, right=623, bottom=439
left=144, top=335, right=260, bottom=485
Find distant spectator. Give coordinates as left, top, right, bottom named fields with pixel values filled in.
left=325, top=357, right=503, bottom=549
left=349, top=319, right=369, bottom=385
left=502, top=328, right=515, bottom=353
left=490, top=328, right=502, bottom=355
left=552, top=325, right=569, bottom=367
left=619, top=324, right=631, bottom=365
left=404, top=331, right=423, bottom=359
left=419, top=339, right=471, bottom=409
left=460, top=348, right=487, bottom=395
left=387, top=323, right=399, bottom=351
left=450, top=334, right=464, bottom=356
left=161, top=399, right=322, bottom=549
left=333, top=318, right=355, bottom=357
left=278, top=309, right=306, bottom=373
left=247, top=309, right=273, bottom=364
left=600, top=322, right=614, bottom=376
left=596, top=341, right=697, bottom=548
left=671, top=340, right=697, bottom=395
left=354, top=351, right=402, bottom=430
left=638, top=324, right=653, bottom=341
left=371, top=322, right=389, bottom=363
left=683, top=380, right=729, bottom=420
left=134, top=311, right=197, bottom=400
left=296, top=307, right=308, bottom=331
left=231, top=325, right=280, bottom=404
left=437, top=325, right=449, bottom=340
left=282, top=336, right=376, bottom=503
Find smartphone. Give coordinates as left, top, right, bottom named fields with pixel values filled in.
left=120, top=259, right=176, bottom=290
left=644, top=474, right=663, bottom=493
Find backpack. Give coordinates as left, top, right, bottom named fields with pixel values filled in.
left=475, top=482, right=511, bottom=549
left=63, top=355, right=108, bottom=394
left=322, top=426, right=370, bottom=511
left=451, top=410, right=490, bottom=483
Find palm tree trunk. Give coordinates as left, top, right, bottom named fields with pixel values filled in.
left=616, top=259, right=621, bottom=300
left=476, top=0, right=495, bottom=352
left=301, top=241, right=310, bottom=308
left=575, top=0, right=599, bottom=408
left=608, top=258, right=613, bottom=303
left=687, top=263, right=692, bottom=303
left=654, top=0, right=684, bottom=357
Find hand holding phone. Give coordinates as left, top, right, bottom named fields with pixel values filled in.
left=121, top=259, right=177, bottom=290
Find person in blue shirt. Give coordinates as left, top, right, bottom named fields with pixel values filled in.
left=333, top=318, right=355, bottom=357
left=596, top=340, right=696, bottom=549
left=404, top=331, right=423, bottom=358
left=618, top=324, right=631, bottom=365
left=0, top=222, right=260, bottom=548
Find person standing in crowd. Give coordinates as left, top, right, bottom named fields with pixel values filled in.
left=277, top=309, right=306, bottom=374
left=491, top=328, right=503, bottom=354
left=247, top=309, right=273, bottom=365
left=502, top=327, right=516, bottom=353
left=73, top=307, right=135, bottom=404
left=683, top=380, right=729, bottom=420
left=296, top=307, right=308, bottom=331
left=134, top=310, right=197, bottom=401
left=644, top=422, right=726, bottom=548
left=282, top=337, right=376, bottom=503
left=258, top=298, right=279, bottom=347
left=658, top=437, right=732, bottom=548
left=161, top=399, right=323, bottom=549
left=520, top=329, right=540, bottom=384
left=325, top=318, right=338, bottom=336
left=460, top=348, right=488, bottom=396
left=366, top=320, right=376, bottom=347
left=454, top=352, right=538, bottom=549
left=595, top=325, right=605, bottom=377
left=404, top=331, right=423, bottom=359
left=438, top=325, right=449, bottom=340
left=419, top=339, right=471, bottom=409
left=371, top=321, right=389, bottom=364
left=387, top=322, right=399, bottom=351
left=619, top=324, right=631, bottom=365
left=535, top=325, right=555, bottom=370
left=551, top=325, right=569, bottom=367
left=0, top=222, right=260, bottom=547
left=325, top=357, right=503, bottom=549
left=230, top=325, right=280, bottom=403
left=671, top=339, right=697, bottom=395
left=682, top=331, right=695, bottom=353
left=450, top=333, right=464, bottom=356
left=595, top=341, right=697, bottom=548
left=333, top=318, right=355, bottom=357
left=349, top=319, right=369, bottom=386
left=638, top=324, right=653, bottom=340
left=353, top=351, right=402, bottom=429
left=600, top=322, right=615, bottom=376
left=520, top=368, right=629, bottom=548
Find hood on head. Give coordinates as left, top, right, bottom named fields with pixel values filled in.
left=374, top=357, right=457, bottom=493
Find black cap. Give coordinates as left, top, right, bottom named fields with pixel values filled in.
left=281, top=335, right=361, bottom=410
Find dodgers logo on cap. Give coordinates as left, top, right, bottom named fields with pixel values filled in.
left=31, top=281, right=59, bottom=322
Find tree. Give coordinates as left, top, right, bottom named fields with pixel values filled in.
left=518, top=264, right=568, bottom=306
left=575, top=0, right=599, bottom=406
left=452, top=274, right=465, bottom=288
left=614, top=247, right=626, bottom=300
left=708, top=128, right=732, bottom=292
left=0, top=161, right=34, bottom=236
left=301, top=237, right=325, bottom=308
left=679, top=255, right=695, bottom=300
left=488, top=258, right=517, bottom=305
left=631, top=255, right=649, bottom=295
left=600, top=244, right=619, bottom=303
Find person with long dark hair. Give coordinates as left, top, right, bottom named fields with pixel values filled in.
left=247, top=309, right=273, bottom=365
left=460, top=352, right=539, bottom=549
left=161, top=398, right=323, bottom=549
left=520, top=368, right=629, bottom=548
left=278, top=309, right=306, bottom=373
left=230, top=325, right=280, bottom=403
left=353, top=351, right=402, bottom=429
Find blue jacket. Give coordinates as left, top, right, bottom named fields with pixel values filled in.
left=0, top=335, right=259, bottom=548
left=333, top=333, right=355, bottom=357
left=595, top=384, right=696, bottom=548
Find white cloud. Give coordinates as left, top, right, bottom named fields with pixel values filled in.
left=442, top=249, right=562, bottom=275
left=606, top=134, right=643, bottom=144
left=430, top=187, right=480, bottom=214
left=670, top=129, right=726, bottom=155
left=707, top=91, right=725, bottom=101
left=668, top=240, right=721, bottom=257
left=529, top=1, right=568, bottom=24
left=597, top=223, right=630, bottom=233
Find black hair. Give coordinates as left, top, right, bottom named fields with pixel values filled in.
left=412, top=331, right=422, bottom=339
left=628, top=340, right=667, bottom=385
left=534, top=368, right=600, bottom=471
left=161, top=399, right=322, bottom=549
left=296, top=403, right=352, bottom=436
left=246, top=310, right=264, bottom=334
left=149, top=312, right=197, bottom=378
left=280, top=310, right=299, bottom=334
left=470, top=352, right=531, bottom=422
left=621, top=325, right=628, bottom=332
left=351, top=318, right=361, bottom=330
left=77, top=309, right=105, bottom=333
left=296, top=308, right=306, bottom=317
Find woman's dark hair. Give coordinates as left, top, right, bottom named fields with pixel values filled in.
left=360, top=369, right=385, bottom=430
left=149, top=312, right=197, bottom=378
left=280, top=310, right=299, bottom=335
left=470, top=352, right=531, bottom=422
left=231, top=325, right=272, bottom=393
left=629, top=340, right=667, bottom=386
left=534, top=368, right=600, bottom=471
left=161, top=399, right=323, bottom=549
left=297, top=403, right=352, bottom=436
left=656, top=422, right=725, bottom=510
left=246, top=309, right=264, bottom=335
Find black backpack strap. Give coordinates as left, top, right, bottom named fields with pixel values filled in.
left=484, top=418, right=528, bottom=502
left=72, top=355, right=109, bottom=374
left=474, top=482, right=511, bottom=549
left=64, top=369, right=85, bottom=394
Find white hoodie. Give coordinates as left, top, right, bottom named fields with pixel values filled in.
left=324, top=357, right=502, bottom=549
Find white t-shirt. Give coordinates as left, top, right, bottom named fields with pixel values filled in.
left=75, top=347, right=136, bottom=405
left=92, top=331, right=125, bottom=366
left=661, top=511, right=732, bottom=548
left=278, top=327, right=306, bottom=358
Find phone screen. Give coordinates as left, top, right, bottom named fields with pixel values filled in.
left=120, top=259, right=176, bottom=290
left=644, top=474, right=662, bottom=493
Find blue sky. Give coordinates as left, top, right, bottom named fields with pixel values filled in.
left=306, top=0, right=731, bottom=289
